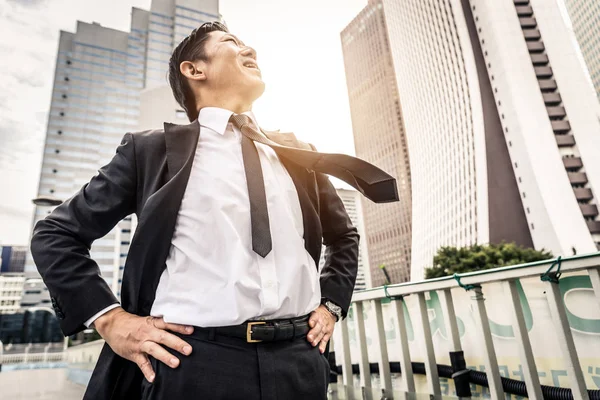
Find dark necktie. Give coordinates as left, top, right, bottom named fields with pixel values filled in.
left=234, top=116, right=272, bottom=258
left=230, top=114, right=399, bottom=204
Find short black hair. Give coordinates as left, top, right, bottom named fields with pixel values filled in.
left=168, top=21, right=229, bottom=122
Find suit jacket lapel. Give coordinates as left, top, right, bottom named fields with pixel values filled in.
left=133, top=120, right=199, bottom=313
left=165, top=120, right=200, bottom=180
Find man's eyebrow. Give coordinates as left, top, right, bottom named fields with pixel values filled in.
left=223, top=34, right=245, bottom=46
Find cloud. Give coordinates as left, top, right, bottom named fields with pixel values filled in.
left=0, top=203, right=31, bottom=218
left=0, top=0, right=149, bottom=245
left=5, top=0, right=47, bottom=7
left=0, top=1, right=56, bottom=164
left=0, top=0, right=55, bottom=243
left=0, top=0, right=364, bottom=246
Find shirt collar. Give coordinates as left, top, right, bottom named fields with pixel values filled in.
left=198, top=107, right=260, bottom=136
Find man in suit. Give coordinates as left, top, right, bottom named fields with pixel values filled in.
left=31, top=21, right=397, bottom=399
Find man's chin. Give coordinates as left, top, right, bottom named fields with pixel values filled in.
left=249, top=82, right=266, bottom=101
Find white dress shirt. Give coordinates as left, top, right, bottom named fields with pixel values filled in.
left=85, top=107, right=320, bottom=328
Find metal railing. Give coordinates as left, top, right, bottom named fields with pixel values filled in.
left=329, top=252, right=600, bottom=399
left=1, top=351, right=66, bottom=364
left=0, top=343, right=66, bottom=365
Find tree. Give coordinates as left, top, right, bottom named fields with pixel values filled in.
left=424, top=242, right=553, bottom=279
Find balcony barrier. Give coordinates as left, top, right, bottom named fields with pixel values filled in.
left=328, top=253, right=600, bottom=399
left=1, top=352, right=66, bottom=364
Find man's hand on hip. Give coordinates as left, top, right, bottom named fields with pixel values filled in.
left=93, top=307, right=194, bottom=383
left=307, top=305, right=336, bottom=354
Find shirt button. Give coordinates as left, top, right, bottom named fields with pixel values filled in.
left=266, top=280, right=275, bottom=288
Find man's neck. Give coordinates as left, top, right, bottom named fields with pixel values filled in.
left=196, top=98, right=253, bottom=115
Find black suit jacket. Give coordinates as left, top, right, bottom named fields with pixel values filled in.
left=30, top=119, right=359, bottom=399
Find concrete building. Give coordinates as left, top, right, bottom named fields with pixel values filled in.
left=318, top=188, right=371, bottom=291
left=137, top=85, right=187, bottom=131
left=341, top=0, right=413, bottom=287
left=561, top=0, right=600, bottom=101
left=26, top=0, right=220, bottom=298
left=144, top=0, right=220, bottom=89
left=377, top=0, right=600, bottom=279
left=0, top=275, right=25, bottom=314
left=0, top=246, right=27, bottom=274
left=20, top=278, right=52, bottom=309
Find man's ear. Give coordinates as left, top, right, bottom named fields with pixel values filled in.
left=180, top=60, right=207, bottom=82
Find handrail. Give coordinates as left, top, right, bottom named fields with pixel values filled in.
left=0, top=352, right=66, bottom=364
left=352, top=252, right=600, bottom=302
left=332, top=251, right=600, bottom=399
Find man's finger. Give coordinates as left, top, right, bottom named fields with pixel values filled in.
left=152, top=317, right=194, bottom=335
left=308, top=319, right=325, bottom=346
left=141, top=341, right=180, bottom=369
left=319, top=332, right=332, bottom=353
left=307, top=320, right=323, bottom=343
left=312, top=330, right=325, bottom=347
left=166, top=323, right=194, bottom=335
left=149, top=328, right=192, bottom=356
left=135, top=354, right=155, bottom=383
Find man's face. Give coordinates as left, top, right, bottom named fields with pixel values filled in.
left=199, top=30, right=265, bottom=102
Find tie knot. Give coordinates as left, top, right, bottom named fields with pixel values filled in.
left=230, top=114, right=255, bottom=132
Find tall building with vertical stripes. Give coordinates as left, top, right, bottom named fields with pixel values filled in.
left=1, top=246, right=27, bottom=274
left=375, top=0, right=600, bottom=279
left=561, top=0, right=600, bottom=102
left=144, top=0, right=220, bottom=89
left=341, top=0, right=413, bottom=287
left=25, top=0, right=220, bottom=301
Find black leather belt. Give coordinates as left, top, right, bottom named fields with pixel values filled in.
left=198, top=314, right=311, bottom=343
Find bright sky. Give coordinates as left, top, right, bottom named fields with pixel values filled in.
left=0, top=0, right=367, bottom=245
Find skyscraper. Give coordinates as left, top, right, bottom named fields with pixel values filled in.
left=561, top=0, right=600, bottom=101
left=0, top=275, right=25, bottom=314
left=377, top=0, right=600, bottom=279
left=318, top=188, right=372, bottom=291
left=1, top=246, right=27, bottom=274
left=144, top=0, right=220, bottom=89
left=341, top=0, right=413, bottom=287
left=25, top=0, right=220, bottom=300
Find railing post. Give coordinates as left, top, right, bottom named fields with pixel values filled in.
left=391, top=297, right=415, bottom=393
left=441, top=289, right=461, bottom=351
left=441, top=289, right=471, bottom=398
left=587, top=267, right=600, bottom=309
left=471, top=286, right=504, bottom=398
left=505, top=280, right=543, bottom=399
left=339, top=316, right=355, bottom=399
left=354, top=301, right=372, bottom=399
left=416, top=292, right=441, bottom=396
left=326, top=337, right=336, bottom=398
left=373, top=299, right=393, bottom=399
left=23, top=345, right=30, bottom=364
left=43, top=343, right=50, bottom=363
left=544, top=280, right=590, bottom=400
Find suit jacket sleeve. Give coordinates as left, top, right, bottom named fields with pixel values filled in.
left=30, top=133, right=137, bottom=336
left=315, top=166, right=360, bottom=319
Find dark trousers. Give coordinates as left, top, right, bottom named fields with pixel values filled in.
left=140, top=328, right=330, bottom=400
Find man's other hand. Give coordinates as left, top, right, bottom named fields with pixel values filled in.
left=307, top=305, right=336, bottom=353
left=94, top=307, right=194, bottom=383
